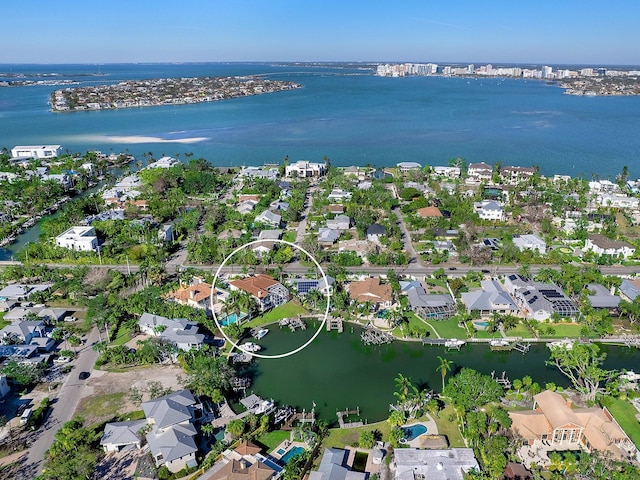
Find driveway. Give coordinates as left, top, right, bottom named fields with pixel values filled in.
left=16, top=326, right=101, bottom=479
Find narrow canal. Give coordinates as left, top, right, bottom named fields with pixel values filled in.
left=250, top=325, right=640, bottom=425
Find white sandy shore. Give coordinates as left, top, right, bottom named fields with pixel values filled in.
left=106, top=135, right=209, bottom=144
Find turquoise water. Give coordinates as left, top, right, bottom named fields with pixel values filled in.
left=219, top=312, right=246, bottom=327
left=402, top=424, right=428, bottom=440
left=2, top=63, right=640, bottom=178
left=474, top=321, right=490, bottom=327
left=280, top=446, right=305, bottom=463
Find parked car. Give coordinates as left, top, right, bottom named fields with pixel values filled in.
left=78, top=371, right=90, bottom=380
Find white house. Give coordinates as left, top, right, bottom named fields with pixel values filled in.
left=327, top=188, right=352, bottom=202
left=433, top=166, right=461, bottom=178
left=474, top=200, right=505, bottom=221
left=596, top=193, right=640, bottom=209
left=393, top=448, right=479, bottom=480
left=467, top=162, right=493, bottom=182
left=285, top=160, right=326, bottom=178
left=55, top=226, right=98, bottom=252
left=138, top=313, right=205, bottom=351
left=145, top=156, right=179, bottom=169
left=585, top=234, right=636, bottom=259
left=100, top=420, right=147, bottom=452
left=11, top=145, right=63, bottom=159
left=396, top=161, right=422, bottom=172
left=512, top=234, right=547, bottom=254
left=255, top=210, right=282, bottom=228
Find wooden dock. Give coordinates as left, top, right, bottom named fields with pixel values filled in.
left=361, top=327, right=392, bottom=345
left=337, top=407, right=364, bottom=428
left=326, top=316, right=343, bottom=332
left=491, top=370, right=512, bottom=389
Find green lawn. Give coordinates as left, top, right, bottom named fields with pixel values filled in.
left=245, top=301, right=309, bottom=328
left=75, top=392, right=127, bottom=424
left=429, top=317, right=469, bottom=340
left=392, top=312, right=430, bottom=337
left=111, top=325, right=134, bottom=346
left=504, top=323, right=534, bottom=338
left=538, top=323, right=583, bottom=338
left=0, top=312, right=9, bottom=331
left=323, top=420, right=391, bottom=449
left=604, top=397, right=640, bottom=449
left=283, top=231, right=296, bottom=243
left=431, top=404, right=466, bottom=448
left=255, top=430, right=291, bottom=452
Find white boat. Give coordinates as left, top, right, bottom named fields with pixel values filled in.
left=255, top=399, right=275, bottom=415
left=548, top=339, right=574, bottom=350
left=255, top=328, right=269, bottom=340
left=490, top=339, right=510, bottom=347
left=444, top=338, right=466, bottom=348
left=241, top=342, right=262, bottom=353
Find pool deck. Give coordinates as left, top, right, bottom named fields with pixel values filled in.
left=402, top=417, right=439, bottom=448
left=270, top=440, right=307, bottom=461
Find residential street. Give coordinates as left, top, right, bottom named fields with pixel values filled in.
left=16, top=327, right=101, bottom=479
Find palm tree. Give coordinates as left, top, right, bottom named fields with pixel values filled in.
left=436, top=356, right=453, bottom=391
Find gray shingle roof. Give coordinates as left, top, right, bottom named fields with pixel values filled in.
left=100, top=420, right=146, bottom=447
left=146, top=422, right=198, bottom=464
left=142, top=389, right=196, bottom=429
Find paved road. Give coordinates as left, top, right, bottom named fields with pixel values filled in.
left=17, top=327, right=101, bottom=479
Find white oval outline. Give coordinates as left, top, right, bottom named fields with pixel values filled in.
left=210, top=239, right=330, bottom=359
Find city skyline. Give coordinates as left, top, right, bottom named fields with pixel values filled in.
left=4, top=0, right=640, bottom=65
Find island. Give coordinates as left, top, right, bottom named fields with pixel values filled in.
left=49, top=76, right=302, bottom=111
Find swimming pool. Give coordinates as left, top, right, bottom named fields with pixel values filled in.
left=280, top=446, right=305, bottom=463
left=402, top=424, right=428, bottom=441
left=473, top=320, right=490, bottom=329
left=219, top=312, right=247, bottom=327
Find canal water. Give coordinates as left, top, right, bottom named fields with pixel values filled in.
left=250, top=325, right=640, bottom=425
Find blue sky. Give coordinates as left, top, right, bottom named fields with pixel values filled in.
left=4, top=0, right=640, bottom=64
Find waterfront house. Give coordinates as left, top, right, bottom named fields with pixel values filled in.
left=406, top=284, right=456, bottom=320
left=586, top=283, right=620, bottom=312
left=509, top=390, right=636, bottom=463
left=504, top=274, right=578, bottom=321
left=55, top=226, right=99, bottom=252
left=474, top=200, right=505, bottom=221
left=467, top=162, right=493, bottom=182
left=433, top=165, right=461, bottom=178
left=595, top=193, right=640, bottom=209
left=584, top=234, right=635, bottom=259
left=213, top=440, right=277, bottom=480
left=512, top=234, right=547, bottom=254
left=396, top=161, right=422, bottom=173
left=309, top=448, right=366, bottom=480
left=230, top=275, right=290, bottom=312
left=290, top=276, right=335, bottom=297
left=347, top=277, right=392, bottom=311
left=500, top=166, right=536, bottom=185
left=461, top=279, right=519, bottom=317
left=285, top=160, right=326, bottom=178
left=393, top=448, right=479, bottom=480
left=11, top=145, right=62, bottom=159
left=145, top=156, right=179, bottom=169
left=138, top=313, right=205, bottom=351
left=239, top=166, right=278, bottom=181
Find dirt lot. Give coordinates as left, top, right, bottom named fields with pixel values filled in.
left=76, top=364, right=186, bottom=425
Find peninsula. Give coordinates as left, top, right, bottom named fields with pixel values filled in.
left=49, top=76, right=302, bottom=112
